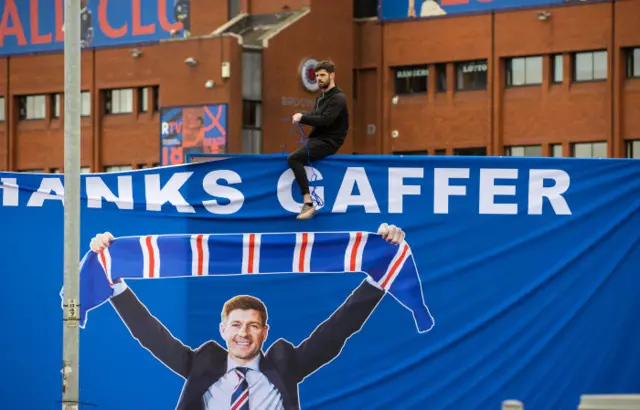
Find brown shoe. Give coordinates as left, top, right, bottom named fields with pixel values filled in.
left=296, top=202, right=316, bottom=220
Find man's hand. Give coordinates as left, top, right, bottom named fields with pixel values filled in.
left=90, top=232, right=114, bottom=253
left=377, top=223, right=405, bottom=245
left=292, top=113, right=303, bottom=123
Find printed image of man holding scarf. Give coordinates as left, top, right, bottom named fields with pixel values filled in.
left=79, top=223, right=434, bottom=410
left=87, top=223, right=426, bottom=410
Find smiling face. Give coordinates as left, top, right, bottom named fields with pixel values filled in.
left=220, top=296, right=269, bottom=365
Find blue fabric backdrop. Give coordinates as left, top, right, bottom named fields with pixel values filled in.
left=0, top=154, right=639, bottom=410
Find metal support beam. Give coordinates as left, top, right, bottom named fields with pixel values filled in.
left=61, top=0, right=81, bottom=408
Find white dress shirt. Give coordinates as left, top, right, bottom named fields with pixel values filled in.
left=203, top=355, right=284, bottom=410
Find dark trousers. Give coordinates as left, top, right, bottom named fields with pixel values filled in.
left=287, top=138, right=338, bottom=197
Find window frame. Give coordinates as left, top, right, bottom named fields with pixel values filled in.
left=18, top=95, right=47, bottom=120
left=551, top=54, right=564, bottom=84
left=104, top=88, right=134, bottom=115
left=626, top=47, right=640, bottom=79
left=504, top=145, right=543, bottom=157
left=455, top=60, right=488, bottom=91
left=573, top=50, right=608, bottom=82
left=392, top=64, right=429, bottom=95
left=571, top=141, right=608, bottom=158
left=80, top=91, right=91, bottom=117
left=505, top=55, right=543, bottom=87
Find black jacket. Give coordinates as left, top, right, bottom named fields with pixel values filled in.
left=110, top=279, right=384, bottom=410
left=300, top=86, right=349, bottom=149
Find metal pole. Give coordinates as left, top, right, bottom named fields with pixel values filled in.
left=61, top=0, right=81, bottom=408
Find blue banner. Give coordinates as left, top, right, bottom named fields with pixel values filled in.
left=0, top=0, right=190, bottom=56
left=1, top=155, right=639, bottom=410
left=161, top=104, right=228, bottom=166
left=380, top=0, right=561, bottom=20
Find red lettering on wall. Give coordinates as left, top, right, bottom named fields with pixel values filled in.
left=99, top=0, right=127, bottom=38
left=0, top=0, right=27, bottom=47
left=30, top=0, right=52, bottom=45
left=133, top=0, right=156, bottom=35
left=158, top=0, right=183, bottom=32
left=55, top=0, right=64, bottom=42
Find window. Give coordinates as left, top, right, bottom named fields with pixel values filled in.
left=242, top=100, right=262, bottom=129
left=434, top=149, right=446, bottom=155
left=81, top=91, right=91, bottom=117
left=104, top=88, right=133, bottom=114
left=19, top=95, right=46, bottom=120
left=152, top=86, right=159, bottom=112
left=626, top=48, right=640, bottom=78
left=506, top=56, right=542, bottom=86
left=51, top=93, right=61, bottom=118
left=0, top=97, right=4, bottom=122
left=454, top=147, right=487, bottom=156
left=504, top=145, right=542, bottom=157
left=573, top=51, right=607, bottom=82
left=393, top=65, right=428, bottom=95
left=550, top=144, right=563, bottom=157
left=354, top=0, right=378, bottom=18
left=572, top=142, right=607, bottom=158
left=104, top=165, right=133, bottom=172
left=242, top=129, right=261, bottom=154
left=242, top=51, right=262, bottom=101
left=139, top=87, right=150, bottom=113
left=455, top=60, right=488, bottom=91
left=392, top=151, right=428, bottom=155
left=81, top=167, right=91, bottom=174
left=229, top=0, right=241, bottom=20
left=552, top=54, right=563, bottom=83
left=436, top=63, right=447, bottom=92
left=21, top=169, right=45, bottom=173
left=626, top=140, right=640, bottom=158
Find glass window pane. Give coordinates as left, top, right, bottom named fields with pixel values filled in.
left=627, top=140, right=640, bottom=158
left=524, top=145, right=542, bottom=156
left=526, top=56, right=542, bottom=84
left=54, top=94, right=60, bottom=117
left=553, top=55, right=563, bottom=83
left=551, top=144, right=563, bottom=157
left=394, top=65, right=429, bottom=94
left=141, top=88, right=149, bottom=112
left=122, top=89, right=133, bottom=112
left=575, top=53, right=593, bottom=81
left=456, top=60, right=488, bottom=90
left=593, top=51, right=608, bottom=80
left=242, top=52, right=262, bottom=100
left=633, top=49, right=640, bottom=77
left=573, top=143, right=592, bottom=158
left=592, top=142, right=607, bottom=158
left=0, top=97, right=5, bottom=121
left=242, top=129, right=262, bottom=154
left=511, top=58, right=525, bottom=86
left=84, top=92, right=91, bottom=116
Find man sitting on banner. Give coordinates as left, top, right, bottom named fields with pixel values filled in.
left=289, top=60, right=349, bottom=220
left=89, top=223, right=405, bottom=410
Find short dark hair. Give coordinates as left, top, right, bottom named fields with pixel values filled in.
left=222, top=295, right=268, bottom=326
left=314, top=60, right=335, bottom=74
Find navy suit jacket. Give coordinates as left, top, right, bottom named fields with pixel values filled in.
left=110, top=280, right=385, bottom=410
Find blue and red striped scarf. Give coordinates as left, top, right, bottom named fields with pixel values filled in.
left=74, top=231, right=435, bottom=333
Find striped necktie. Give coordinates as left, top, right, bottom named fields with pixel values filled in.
left=230, top=367, right=250, bottom=410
